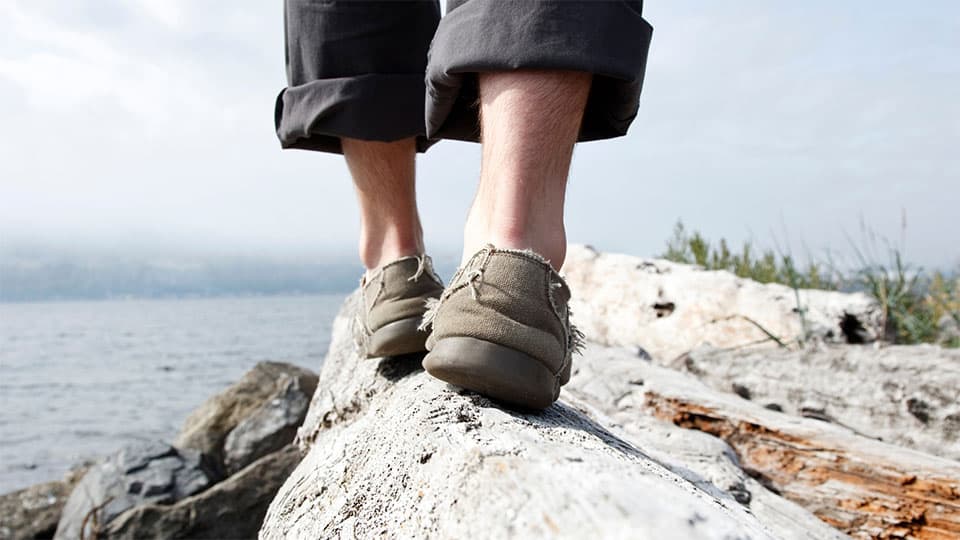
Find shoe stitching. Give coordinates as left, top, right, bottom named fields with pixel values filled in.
left=424, top=243, right=560, bottom=319
left=432, top=244, right=496, bottom=305
left=368, top=254, right=439, bottom=308
left=419, top=244, right=494, bottom=331
left=465, top=246, right=495, bottom=299
left=419, top=244, right=584, bottom=362
left=407, top=254, right=426, bottom=282
left=364, top=253, right=430, bottom=285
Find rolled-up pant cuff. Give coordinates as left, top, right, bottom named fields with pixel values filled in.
left=276, top=0, right=652, bottom=153
left=275, top=73, right=437, bottom=154
left=425, top=0, right=653, bottom=143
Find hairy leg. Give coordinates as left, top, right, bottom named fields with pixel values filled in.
left=463, top=70, right=592, bottom=270
left=342, top=137, right=424, bottom=271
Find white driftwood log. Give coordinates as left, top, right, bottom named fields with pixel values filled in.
left=260, top=294, right=781, bottom=539
left=262, top=269, right=958, bottom=539
left=561, top=245, right=883, bottom=361
left=564, top=345, right=960, bottom=539
left=669, top=344, right=960, bottom=460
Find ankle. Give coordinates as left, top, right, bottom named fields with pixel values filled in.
left=360, top=244, right=423, bottom=272
left=462, top=218, right=566, bottom=271
left=359, top=225, right=424, bottom=271
left=491, top=234, right=566, bottom=272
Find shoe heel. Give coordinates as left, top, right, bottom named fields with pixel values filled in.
left=366, top=317, right=427, bottom=357
left=423, top=337, right=560, bottom=409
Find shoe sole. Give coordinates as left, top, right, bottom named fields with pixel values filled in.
left=365, top=317, right=428, bottom=357
left=423, top=336, right=560, bottom=410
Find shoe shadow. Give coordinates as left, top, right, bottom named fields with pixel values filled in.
left=460, top=391, right=650, bottom=461
left=375, top=353, right=426, bottom=382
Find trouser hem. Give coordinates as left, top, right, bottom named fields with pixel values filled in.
left=425, top=0, right=653, bottom=143
left=275, top=73, right=437, bottom=155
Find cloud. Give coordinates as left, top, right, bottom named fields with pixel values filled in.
left=134, top=0, right=184, bottom=29
left=0, top=1, right=957, bottom=267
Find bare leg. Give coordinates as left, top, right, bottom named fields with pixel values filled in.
left=463, top=70, right=592, bottom=270
left=342, top=137, right=424, bottom=271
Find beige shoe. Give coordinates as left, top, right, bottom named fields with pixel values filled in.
left=353, top=254, right=444, bottom=358
left=419, top=244, right=584, bottom=409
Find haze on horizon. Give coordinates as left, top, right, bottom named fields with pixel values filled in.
left=1, top=1, right=958, bottom=270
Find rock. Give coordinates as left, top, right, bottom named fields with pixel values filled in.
left=672, top=344, right=960, bottom=459
left=174, top=362, right=318, bottom=471
left=43, top=363, right=316, bottom=539
left=561, top=244, right=883, bottom=361
left=261, top=294, right=787, bottom=539
left=223, top=375, right=312, bottom=474
left=53, top=442, right=218, bottom=540
left=0, top=466, right=87, bottom=540
left=104, top=445, right=300, bottom=540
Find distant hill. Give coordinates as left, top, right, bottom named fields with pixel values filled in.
left=0, top=244, right=462, bottom=302
left=0, top=255, right=356, bottom=302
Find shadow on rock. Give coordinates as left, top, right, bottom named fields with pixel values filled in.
left=460, top=391, right=650, bottom=461
left=376, top=353, right=426, bottom=381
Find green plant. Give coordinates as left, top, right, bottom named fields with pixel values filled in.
left=660, top=219, right=959, bottom=347
left=845, top=220, right=946, bottom=345
left=660, top=220, right=839, bottom=291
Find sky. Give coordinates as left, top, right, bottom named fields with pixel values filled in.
left=1, top=1, right=958, bottom=268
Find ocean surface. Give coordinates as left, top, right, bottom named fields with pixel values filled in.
left=0, top=294, right=346, bottom=494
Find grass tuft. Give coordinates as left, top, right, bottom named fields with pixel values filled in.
left=660, top=219, right=958, bottom=347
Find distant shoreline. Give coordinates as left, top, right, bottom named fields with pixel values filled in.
left=0, top=244, right=464, bottom=303
left=0, top=291, right=352, bottom=305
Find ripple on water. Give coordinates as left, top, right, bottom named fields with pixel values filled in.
left=0, top=293, right=343, bottom=493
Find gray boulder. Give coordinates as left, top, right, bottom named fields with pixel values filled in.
left=223, top=375, right=311, bottom=474
left=174, top=362, right=318, bottom=472
left=53, top=442, right=218, bottom=540
left=104, top=445, right=301, bottom=540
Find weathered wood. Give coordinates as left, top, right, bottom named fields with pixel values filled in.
left=565, top=345, right=960, bottom=539
left=670, top=345, right=960, bottom=460
left=561, top=245, right=883, bottom=361
left=566, top=348, right=846, bottom=540
left=650, top=396, right=960, bottom=540
left=260, top=294, right=781, bottom=539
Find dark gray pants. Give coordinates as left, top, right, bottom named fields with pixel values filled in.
left=276, top=0, right=653, bottom=154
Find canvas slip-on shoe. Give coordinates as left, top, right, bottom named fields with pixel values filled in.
left=353, top=254, right=444, bottom=357
left=419, top=244, right=584, bottom=409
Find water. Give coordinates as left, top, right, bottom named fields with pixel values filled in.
left=0, top=294, right=346, bottom=493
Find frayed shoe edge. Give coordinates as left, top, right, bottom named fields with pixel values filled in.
left=418, top=296, right=442, bottom=332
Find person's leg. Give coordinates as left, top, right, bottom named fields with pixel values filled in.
left=420, top=70, right=590, bottom=408
left=419, top=1, right=653, bottom=407
left=462, top=70, right=592, bottom=271
left=342, top=137, right=424, bottom=271
left=277, top=0, right=440, bottom=270
left=277, top=1, right=444, bottom=356
left=428, top=1, right=652, bottom=267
